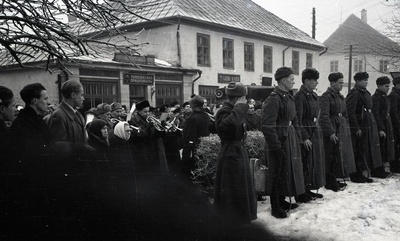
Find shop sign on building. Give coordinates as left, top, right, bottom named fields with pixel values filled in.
left=123, top=73, right=154, bottom=85
left=218, top=74, right=240, bottom=83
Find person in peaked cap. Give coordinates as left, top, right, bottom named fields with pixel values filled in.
left=293, top=68, right=325, bottom=203
left=346, top=72, right=383, bottom=183
left=214, top=81, right=257, bottom=226
left=389, top=76, right=400, bottom=173
left=372, top=76, right=394, bottom=178
left=181, top=95, right=210, bottom=181
left=110, top=102, right=124, bottom=121
left=261, top=67, right=305, bottom=218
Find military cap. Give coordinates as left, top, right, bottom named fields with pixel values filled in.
left=95, top=103, right=111, bottom=116
left=110, top=102, right=123, bottom=112
left=275, top=67, right=294, bottom=81
left=226, top=82, right=247, bottom=97
left=376, top=76, right=390, bottom=86
left=136, top=100, right=150, bottom=111
left=354, top=72, right=369, bottom=81
left=302, top=68, right=320, bottom=81
left=328, top=72, right=344, bottom=82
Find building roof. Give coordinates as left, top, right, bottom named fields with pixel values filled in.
left=73, top=0, right=324, bottom=50
left=323, top=14, right=400, bottom=55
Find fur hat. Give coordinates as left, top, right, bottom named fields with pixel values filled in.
left=110, top=102, right=123, bottom=112
left=274, top=67, right=294, bottom=81
left=189, top=95, right=204, bottom=108
left=354, top=72, right=369, bottom=81
left=376, top=76, right=391, bottom=86
left=182, top=101, right=190, bottom=108
left=136, top=100, right=150, bottom=111
left=393, top=77, right=400, bottom=85
left=226, top=82, right=247, bottom=97
left=328, top=72, right=344, bottom=82
left=95, top=103, right=111, bottom=116
left=302, top=68, right=320, bottom=81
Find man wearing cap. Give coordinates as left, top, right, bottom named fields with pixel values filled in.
left=372, top=76, right=394, bottom=178
left=389, top=76, right=400, bottom=173
left=319, top=72, right=355, bottom=191
left=110, top=102, right=125, bottom=123
left=346, top=72, right=383, bottom=183
left=181, top=95, right=210, bottom=181
left=214, top=82, right=257, bottom=225
left=261, top=67, right=304, bottom=219
left=294, top=68, right=325, bottom=202
left=130, top=100, right=169, bottom=175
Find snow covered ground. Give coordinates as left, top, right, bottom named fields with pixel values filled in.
left=255, top=174, right=400, bottom=241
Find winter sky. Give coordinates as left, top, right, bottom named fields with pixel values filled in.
left=252, top=0, right=396, bottom=43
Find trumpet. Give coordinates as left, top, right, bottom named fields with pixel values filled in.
left=146, top=116, right=182, bottom=132
left=111, top=118, right=140, bottom=131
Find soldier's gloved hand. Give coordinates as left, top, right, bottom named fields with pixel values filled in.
left=272, top=148, right=285, bottom=161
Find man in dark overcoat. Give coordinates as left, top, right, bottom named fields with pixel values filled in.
left=372, top=76, right=394, bottom=177
left=214, top=82, right=257, bottom=225
left=9, top=83, right=51, bottom=234
left=245, top=104, right=261, bottom=131
left=129, top=100, right=169, bottom=175
left=261, top=67, right=305, bottom=219
left=388, top=77, right=400, bottom=173
left=46, top=80, right=96, bottom=237
left=294, top=68, right=325, bottom=202
left=181, top=95, right=210, bottom=181
left=319, top=73, right=356, bottom=191
left=346, top=72, right=383, bottom=183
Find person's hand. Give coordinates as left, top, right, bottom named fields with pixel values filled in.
left=329, top=133, right=338, bottom=144
left=355, top=130, right=362, bottom=138
left=379, top=131, right=386, bottom=139
left=303, top=139, right=312, bottom=151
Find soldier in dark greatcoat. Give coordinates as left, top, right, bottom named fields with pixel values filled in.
left=261, top=67, right=304, bottom=219
left=214, top=82, right=257, bottom=225
left=346, top=72, right=383, bottom=183
left=319, top=73, right=355, bottom=191
left=294, top=68, right=325, bottom=202
left=372, top=76, right=394, bottom=177
left=388, top=77, right=400, bottom=173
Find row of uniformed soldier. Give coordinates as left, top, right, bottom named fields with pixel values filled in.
left=261, top=67, right=399, bottom=219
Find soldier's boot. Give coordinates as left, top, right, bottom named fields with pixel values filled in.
left=325, top=173, right=340, bottom=191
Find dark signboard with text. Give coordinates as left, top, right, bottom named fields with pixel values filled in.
left=123, top=73, right=154, bottom=85
left=217, top=74, right=240, bottom=83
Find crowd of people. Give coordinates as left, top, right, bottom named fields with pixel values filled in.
left=1, top=66, right=400, bottom=238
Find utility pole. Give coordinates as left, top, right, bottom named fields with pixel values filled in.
left=312, top=8, right=316, bottom=39
left=348, top=44, right=353, bottom=93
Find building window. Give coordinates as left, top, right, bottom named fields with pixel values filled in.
left=199, top=85, right=219, bottom=104
left=223, top=38, right=234, bottom=69
left=129, top=85, right=147, bottom=105
left=306, top=53, right=313, bottom=68
left=380, top=60, right=389, bottom=73
left=263, top=46, right=273, bottom=73
left=244, top=42, right=254, bottom=71
left=292, top=51, right=299, bottom=75
left=354, top=59, right=363, bottom=72
left=81, top=80, right=118, bottom=112
left=330, top=60, right=339, bottom=72
left=155, top=84, right=182, bottom=107
left=197, top=33, right=210, bottom=66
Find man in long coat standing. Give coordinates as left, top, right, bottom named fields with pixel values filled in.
left=294, top=68, right=325, bottom=202
left=319, top=73, right=356, bottom=191
left=372, top=76, right=394, bottom=177
left=261, top=67, right=305, bottom=219
left=214, top=82, right=257, bottom=226
left=346, top=72, right=383, bottom=183
left=388, top=77, right=400, bottom=173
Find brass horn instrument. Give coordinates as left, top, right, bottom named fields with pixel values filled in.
left=146, top=116, right=167, bottom=131
left=111, top=118, right=140, bottom=131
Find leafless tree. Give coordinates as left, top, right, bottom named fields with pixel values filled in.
left=0, top=0, right=163, bottom=71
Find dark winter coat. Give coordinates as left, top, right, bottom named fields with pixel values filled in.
left=245, top=113, right=261, bottom=131
left=181, top=110, right=210, bottom=173
left=261, top=87, right=305, bottom=196
left=214, top=102, right=257, bottom=224
left=294, top=85, right=325, bottom=189
left=389, top=88, right=400, bottom=163
left=346, top=86, right=382, bottom=170
left=372, top=89, right=395, bottom=162
left=319, top=87, right=356, bottom=177
left=130, top=112, right=169, bottom=175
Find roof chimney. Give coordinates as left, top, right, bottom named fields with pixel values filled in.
left=361, top=9, right=367, bottom=23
